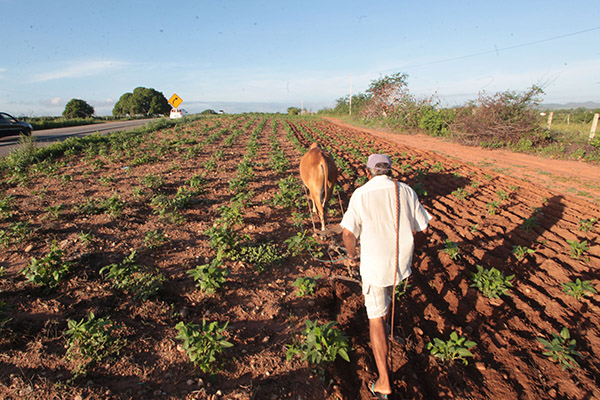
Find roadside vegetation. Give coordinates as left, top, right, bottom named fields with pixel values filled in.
left=319, top=72, right=600, bottom=163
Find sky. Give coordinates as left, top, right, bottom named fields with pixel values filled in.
left=1, top=0, right=599, bottom=116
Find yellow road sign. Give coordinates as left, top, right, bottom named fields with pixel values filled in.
left=168, top=93, right=183, bottom=108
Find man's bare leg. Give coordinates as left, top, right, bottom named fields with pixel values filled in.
left=370, top=317, right=392, bottom=395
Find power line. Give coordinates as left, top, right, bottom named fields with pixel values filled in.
left=389, top=25, right=600, bottom=71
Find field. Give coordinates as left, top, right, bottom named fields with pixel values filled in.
left=0, top=115, right=599, bottom=399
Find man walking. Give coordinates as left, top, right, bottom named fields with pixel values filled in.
left=340, top=154, right=431, bottom=399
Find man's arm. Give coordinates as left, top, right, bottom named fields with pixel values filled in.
left=342, top=228, right=357, bottom=259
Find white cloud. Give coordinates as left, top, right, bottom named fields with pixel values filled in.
left=31, top=60, right=127, bottom=83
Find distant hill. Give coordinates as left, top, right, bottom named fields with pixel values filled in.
left=537, top=101, right=600, bottom=110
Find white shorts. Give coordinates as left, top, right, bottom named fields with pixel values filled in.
left=363, top=284, right=394, bottom=319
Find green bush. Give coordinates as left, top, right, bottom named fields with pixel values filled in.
left=427, top=331, right=476, bottom=365
left=418, top=107, right=454, bottom=136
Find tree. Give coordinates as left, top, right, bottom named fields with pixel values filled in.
left=364, top=72, right=410, bottom=118
left=63, top=99, right=94, bottom=118
left=112, top=87, right=170, bottom=117
left=287, top=107, right=301, bottom=115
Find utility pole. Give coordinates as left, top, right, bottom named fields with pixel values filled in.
left=349, top=74, right=353, bottom=116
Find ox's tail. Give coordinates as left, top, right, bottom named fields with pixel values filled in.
left=319, top=158, right=329, bottom=208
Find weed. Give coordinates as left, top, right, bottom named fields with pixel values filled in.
left=451, top=188, right=468, bottom=200
left=469, top=224, right=479, bottom=233
left=521, top=215, right=539, bottom=231
left=470, top=265, right=514, bottom=299
left=43, top=204, right=64, bottom=220
left=100, top=251, right=165, bottom=301
left=537, top=327, right=582, bottom=370
left=0, top=221, right=33, bottom=246
left=0, top=194, right=16, bottom=218
left=187, top=260, right=228, bottom=294
left=237, top=242, right=283, bottom=272
left=141, top=174, right=165, bottom=191
left=273, top=175, right=303, bottom=209
left=512, top=245, right=535, bottom=261
left=21, top=241, right=72, bottom=288
left=496, top=189, right=509, bottom=201
left=292, top=275, right=322, bottom=297
left=175, top=320, right=233, bottom=373
left=486, top=199, right=500, bottom=215
left=143, top=230, right=168, bottom=249
left=427, top=331, right=476, bottom=365
left=567, top=239, right=589, bottom=260
left=65, top=311, right=124, bottom=377
left=561, top=278, right=597, bottom=300
left=77, top=231, right=94, bottom=245
left=284, top=232, right=324, bottom=258
left=578, top=218, right=597, bottom=232
left=442, top=239, right=460, bottom=260
left=286, top=320, right=350, bottom=365
left=395, top=280, right=412, bottom=300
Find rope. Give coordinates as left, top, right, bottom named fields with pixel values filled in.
left=389, top=181, right=401, bottom=378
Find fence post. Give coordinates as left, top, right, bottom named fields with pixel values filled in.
left=546, top=112, right=554, bottom=130
left=590, top=113, right=600, bottom=141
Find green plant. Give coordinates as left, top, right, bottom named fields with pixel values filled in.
left=65, top=311, right=124, bottom=377
left=21, top=242, right=72, bottom=288
left=141, top=173, right=165, bottom=190
left=284, top=231, right=323, bottom=258
left=469, top=224, right=479, bottom=233
left=187, top=261, right=229, bottom=294
left=272, top=175, right=303, bottom=209
left=567, top=239, right=589, bottom=260
left=578, top=218, right=597, bottom=232
left=442, top=239, right=460, bottom=260
left=470, top=265, right=514, bottom=299
left=496, top=189, right=509, bottom=201
left=237, top=242, right=283, bottom=272
left=175, top=320, right=233, bottom=373
left=99, top=251, right=165, bottom=300
left=427, top=331, right=476, bottom=365
left=451, top=188, right=468, bottom=200
left=537, top=327, right=582, bottom=370
left=395, top=279, right=412, bottom=300
left=512, top=245, right=535, bottom=261
left=561, top=278, right=597, bottom=300
left=77, top=231, right=94, bottom=245
left=486, top=199, right=500, bottom=215
left=521, top=215, right=539, bottom=231
left=292, top=275, right=322, bottom=297
left=0, top=221, right=32, bottom=246
left=0, top=194, right=16, bottom=218
left=143, top=230, right=167, bottom=249
left=286, top=320, right=350, bottom=365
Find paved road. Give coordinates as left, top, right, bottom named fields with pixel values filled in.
left=0, top=118, right=157, bottom=157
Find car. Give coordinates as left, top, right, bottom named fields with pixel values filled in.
left=0, top=112, right=33, bottom=138
left=169, top=108, right=188, bottom=119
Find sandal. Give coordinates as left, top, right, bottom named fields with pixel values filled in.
left=370, top=382, right=390, bottom=399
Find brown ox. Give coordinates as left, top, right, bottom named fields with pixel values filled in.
left=299, top=143, right=338, bottom=231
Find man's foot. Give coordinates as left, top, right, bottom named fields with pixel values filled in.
left=370, top=381, right=391, bottom=399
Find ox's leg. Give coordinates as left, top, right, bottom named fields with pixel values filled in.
left=310, top=190, right=326, bottom=231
